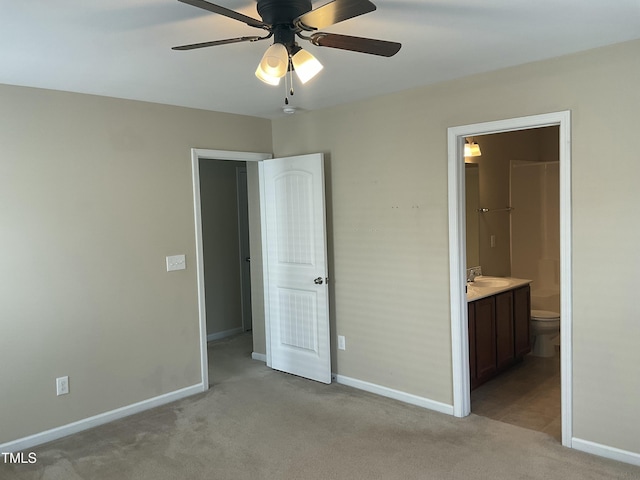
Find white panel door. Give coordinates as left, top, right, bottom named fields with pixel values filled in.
left=261, top=153, right=331, bottom=384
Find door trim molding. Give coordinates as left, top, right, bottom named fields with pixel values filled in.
left=446, top=111, right=573, bottom=447
left=191, top=149, right=272, bottom=390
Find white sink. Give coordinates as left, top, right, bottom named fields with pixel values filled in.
left=472, top=277, right=511, bottom=288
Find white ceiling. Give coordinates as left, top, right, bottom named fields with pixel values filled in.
left=2, top=1, right=639, bottom=119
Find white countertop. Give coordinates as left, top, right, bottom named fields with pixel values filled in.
left=466, top=276, right=532, bottom=302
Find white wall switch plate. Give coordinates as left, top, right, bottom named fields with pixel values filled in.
left=56, top=376, right=69, bottom=396
left=338, top=335, right=346, bottom=350
left=166, top=254, right=186, bottom=272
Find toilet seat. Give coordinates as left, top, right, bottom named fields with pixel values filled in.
left=531, top=309, right=560, bottom=321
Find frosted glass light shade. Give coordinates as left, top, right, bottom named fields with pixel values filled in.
left=255, top=43, right=289, bottom=86
left=464, top=141, right=482, bottom=157
left=291, top=49, right=323, bottom=84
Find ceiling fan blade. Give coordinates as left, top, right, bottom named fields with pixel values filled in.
left=172, top=35, right=268, bottom=50
left=294, top=0, right=376, bottom=31
left=309, top=32, right=401, bottom=57
left=177, top=0, right=269, bottom=29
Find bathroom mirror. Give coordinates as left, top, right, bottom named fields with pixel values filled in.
left=465, top=163, right=480, bottom=268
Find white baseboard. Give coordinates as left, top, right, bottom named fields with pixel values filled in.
left=334, top=374, right=454, bottom=416
left=252, top=352, right=267, bottom=362
left=207, top=327, right=243, bottom=342
left=0, top=383, right=205, bottom=453
left=572, top=437, right=640, bottom=467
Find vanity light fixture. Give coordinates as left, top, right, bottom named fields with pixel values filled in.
left=465, top=138, right=482, bottom=157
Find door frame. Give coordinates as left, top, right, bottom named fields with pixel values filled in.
left=447, top=111, right=573, bottom=447
left=191, top=149, right=272, bottom=390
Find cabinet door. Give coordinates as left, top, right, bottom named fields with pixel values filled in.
left=495, top=291, right=515, bottom=370
left=514, top=285, right=531, bottom=357
left=474, top=296, right=496, bottom=383
left=468, top=302, right=477, bottom=389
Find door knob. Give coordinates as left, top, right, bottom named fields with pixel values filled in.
left=314, top=277, right=324, bottom=285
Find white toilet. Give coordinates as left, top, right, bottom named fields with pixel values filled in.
left=530, top=309, right=560, bottom=357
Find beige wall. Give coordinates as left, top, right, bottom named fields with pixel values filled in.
left=199, top=160, right=243, bottom=336
left=271, top=39, right=640, bottom=454
left=0, top=84, right=272, bottom=444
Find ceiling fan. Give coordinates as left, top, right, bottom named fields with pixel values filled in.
left=172, top=0, right=402, bottom=86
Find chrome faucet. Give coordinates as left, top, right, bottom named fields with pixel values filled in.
left=467, top=266, right=482, bottom=282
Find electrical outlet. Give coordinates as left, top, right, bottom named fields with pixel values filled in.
left=56, top=376, right=69, bottom=396
left=166, top=254, right=186, bottom=272
left=338, top=335, right=346, bottom=350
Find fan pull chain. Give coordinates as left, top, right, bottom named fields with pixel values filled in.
left=284, top=58, right=290, bottom=105
left=289, top=65, right=294, bottom=97
left=284, top=57, right=295, bottom=106
left=284, top=71, right=289, bottom=105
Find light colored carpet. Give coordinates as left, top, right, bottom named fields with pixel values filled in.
left=2, top=333, right=639, bottom=479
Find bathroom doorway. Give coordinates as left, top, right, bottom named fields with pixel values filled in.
left=465, top=127, right=561, bottom=441
left=447, top=111, right=573, bottom=447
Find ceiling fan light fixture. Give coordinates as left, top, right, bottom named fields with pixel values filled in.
left=255, top=66, right=281, bottom=85
left=464, top=138, right=482, bottom=157
left=291, top=48, right=323, bottom=84
left=174, top=0, right=403, bottom=99
left=255, top=42, right=289, bottom=85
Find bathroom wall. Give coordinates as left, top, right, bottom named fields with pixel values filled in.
left=465, top=164, right=480, bottom=269
left=470, top=127, right=558, bottom=277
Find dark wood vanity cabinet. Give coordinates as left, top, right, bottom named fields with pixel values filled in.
left=468, top=285, right=531, bottom=390
left=495, top=291, right=515, bottom=370
left=468, top=303, right=477, bottom=388
left=472, top=296, right=496, bottom=387
left=513, top=285, right=531, bottom=358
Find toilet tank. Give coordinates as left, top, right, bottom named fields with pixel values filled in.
left=531, top=289, right=560, bottom=312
